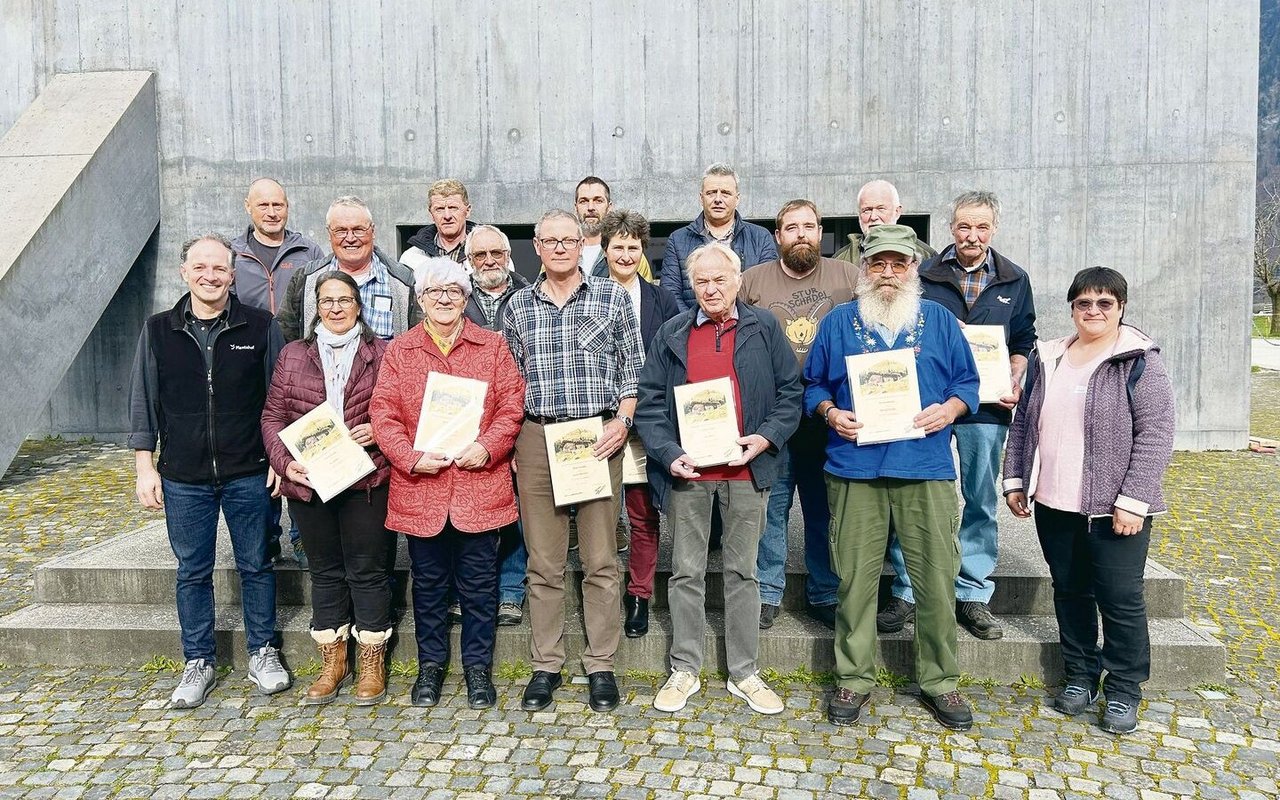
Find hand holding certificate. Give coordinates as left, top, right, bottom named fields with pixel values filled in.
left=961, top=325, right=1013, bottom=403
left=278, top=403, right=377, bottom=502
left=415, top=372, right=488, bottom=460
left=543, top=417, right=614, bottom=506
left=673, top=377, right=745, bottom=467
left=845, top=349, right=927, bottom=446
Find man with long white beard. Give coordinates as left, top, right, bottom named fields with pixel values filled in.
left=802, top=224, right=979, bottom=730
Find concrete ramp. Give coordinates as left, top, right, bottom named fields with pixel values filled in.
left=0, top=72, right=158, bottom=475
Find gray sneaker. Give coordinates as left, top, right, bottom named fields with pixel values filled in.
left=170, top=658, right=216, bottom=709
left=1100, top=699, right=1139, bottom=734
left=1052, top=682, right=1100, bottom=716
left=247, top=646, right=292, bottom=695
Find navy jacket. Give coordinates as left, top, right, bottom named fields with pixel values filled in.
left=919, top=245, right=1036, bottom=426
left=660, top=212, right=777, bottom=312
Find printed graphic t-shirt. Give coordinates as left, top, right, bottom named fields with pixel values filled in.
left=740, top=257, right=860, bottom=366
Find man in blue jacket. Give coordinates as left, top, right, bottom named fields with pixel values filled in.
left=877, top=191, right=1036, bottom=642
left=660, top=164, right=777, bottom=311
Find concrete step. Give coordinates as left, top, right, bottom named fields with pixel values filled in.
left=35, top=517, right=1189, bottom=618
left=0, top=602, right=1224, bottom=689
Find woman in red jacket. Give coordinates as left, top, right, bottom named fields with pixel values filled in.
left=261, top=271, right=395, bottom=706
left=370, top=256, right=525, bottom=710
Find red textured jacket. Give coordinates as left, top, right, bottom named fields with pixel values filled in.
left=370, top=320, right=525, bottom=537
left=260, top=334, right=390, bottom=502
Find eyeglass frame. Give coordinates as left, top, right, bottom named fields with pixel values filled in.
left=535, top=237, right=583, bottom=251
left=420, top=285, right=466, bottom=301
left=317, top=296, right=358, bottom=310
left=864, top=258, right=915, bottom=275
left=327, top=225, right=373, bottom=240
left=1070, top=298, right=1119, bottom=312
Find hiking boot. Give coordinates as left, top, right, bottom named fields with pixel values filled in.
left=957, top=601, right=1004, bottom=640
left=827, top=687, right=871, bottom=726
left=654, top=670, right=701, bottom=713
left=1100, top=699, right=1139, bottom=734
left=497, top=601, right=523, bottom=626
left=759, top=603, right=780, bottom=630
left=247, top=645, right=291, bottom=695
left=1052, top=682, right=1100, bottom=716
left=876, top=597, right=915, bottom=633
left=727, top=672, right=784, bottom=715
left=353, top=628, right=390, bottom=705
left=615, top=518, right=629, bottom=552
left=170, top=658, right=216, bottom=709
left=303, top=626, right=351, bottom=705
left=920, top=690, right=973, bottom=730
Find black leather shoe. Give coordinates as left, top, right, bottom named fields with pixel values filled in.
left=521, top=670, right=562, bottom=711
left=587, top=671, right=619, bottom=712
left=410, top=662, right=446, bottom=707
left=624, top=594, right=649, bottom=638
left=463, top=664, right=497, bottom=709
left=759, top=603, right=780, bottom=630
left=806, top=602, right=837, bottom=630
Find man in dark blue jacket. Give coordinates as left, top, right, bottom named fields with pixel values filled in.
left=660, top=164, right=777, bottom=312
left=877, top=191, right=1036, bottom=642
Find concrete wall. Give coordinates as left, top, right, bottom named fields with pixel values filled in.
left=0, top=1, right=1260, bottom=449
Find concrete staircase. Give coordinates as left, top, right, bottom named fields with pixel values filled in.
left=0, top=507, right=1224, bottom=688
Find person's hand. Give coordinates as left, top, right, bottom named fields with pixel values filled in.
left=592, top=418, right=628, bottom=460
left=727, top=434, right=771, bottom=466
left=349, top=423, right=375, bottom=447
left=266, top=466, right=282, bottom=498
left=669, top=454, right=701, bottom=480
left=454, top=442, right=490, bottom=470
left=913, top=402, right=957, bottom=435
left=996, top=381, right=1022, bottom=410
left=412, top=452, right=452, bottom=474
left=135, top=468, right=164, bottom=510
left=1113, top=507, right=1145, bottom=536
left=827, top=408, right=862, bottom=442
left=285, top=460, right=312, bottom=488
left=1006, top=491, right=1031, bottom=518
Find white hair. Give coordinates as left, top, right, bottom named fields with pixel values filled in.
left=325, top=195, right=374, bottom=227
left=412, top=256, right=472, bottom=298
left=684, top=242, right=741, bottom=285
left=856, top=179, right=901, bottom=208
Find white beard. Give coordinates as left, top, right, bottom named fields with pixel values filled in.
left=856, top=272, right=922, bottom=336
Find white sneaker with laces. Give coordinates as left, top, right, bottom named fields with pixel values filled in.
left=170, top=658, right=216, bottom=709
left=247, top=645, right=292, bottom=694
left=654, top=670, right=701, bottom=712
left=727, top=672, right=784, bottom=715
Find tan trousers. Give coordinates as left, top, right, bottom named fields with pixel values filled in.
left=515, top=420, right=623, bottom=674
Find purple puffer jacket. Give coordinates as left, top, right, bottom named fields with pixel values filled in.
left=1002, top=325, right=1175, bottom=518
left=261, top=334, right=390, bottom=502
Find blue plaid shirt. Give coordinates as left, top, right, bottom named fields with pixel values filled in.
left=503, top=272, right=642, bottom=419
left=353, top=258, right=394, bottom=338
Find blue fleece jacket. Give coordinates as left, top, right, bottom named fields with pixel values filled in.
left=660, top=212, right=777, bottom=312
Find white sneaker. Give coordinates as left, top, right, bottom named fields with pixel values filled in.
left=654, top=670, right=701, bottom=712
left=247, top=646, right=292, bottom=694
left=727, top=672, right=784, bottom=715
left=170, top=659, right=216, bottom=709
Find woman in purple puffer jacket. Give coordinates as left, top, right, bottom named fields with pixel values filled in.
left=261, top=271, right=394, bottom=707
left=1002, top=266, right=1175, bottom=736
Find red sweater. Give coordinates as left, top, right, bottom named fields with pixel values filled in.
left=686, top=318, right=750, bottom=481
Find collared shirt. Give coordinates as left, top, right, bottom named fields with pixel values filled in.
left=471, top=279, right=506, bottom=327
left=183, top=299, right=229, bottom=370
left=944, top=249, right=993, bottom=309
left=503, top=271, right=643, bottom=419
left=351, top=259, right=395, bottom=338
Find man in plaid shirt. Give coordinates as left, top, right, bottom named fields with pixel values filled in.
left=502, top=209, right=643, bottom=715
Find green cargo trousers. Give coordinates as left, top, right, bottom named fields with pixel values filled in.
left=827, top=476, right=961, bottom=695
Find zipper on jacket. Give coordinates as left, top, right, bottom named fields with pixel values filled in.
left=181, top=326, right=221, bottom=483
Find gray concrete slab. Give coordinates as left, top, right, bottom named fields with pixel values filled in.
left=1251, top=337, right=1280, bottom=371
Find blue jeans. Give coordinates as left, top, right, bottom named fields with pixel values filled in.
left=756, top=439, right=839, bottom=607
left=497, top=520, right=527, bottom=605
left=162, top=473, right=277, bottom=661
left=889, top=423, right=1005, bottom=604
left=269, top=497, right=302, bottom=547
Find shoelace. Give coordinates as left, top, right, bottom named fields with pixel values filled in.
left=960, top=602, right=994, bottom=621
left=1106, top=700, right=1132, bottom=716
left=1061, top=685, right=1089, bottom=699
left=359, top=643, right=384, bottom=672
left=179, top=661, right=207, bottom=686
left=736, top=675, right=765, bottom=694
left=935, top=691, right=965, bottom=706
left=255, top=647, right=283, bottom=673
left=669, top=672, right=696, bottom=693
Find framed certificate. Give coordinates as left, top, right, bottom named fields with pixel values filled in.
left=673, top=377, right=744, bottom=467
left=621, top=434, right=647, bottom=485
left=543, top=417, right=614, bottom=506
left=845, top=349, right=927, bottom=446
left=278, top=403, right=377, bottom=502
left=414, top=372, right=488, bottom=459
left=962, top=325, right=1012, bottom=403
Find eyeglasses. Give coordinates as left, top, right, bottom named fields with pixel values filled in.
left=865, top=259, right=912, bottom=275
left=422, top=286, right=465, bottom=301
left=536, top=237, right=582, bottom=251
left=318, top=297, right=357, bottom=310
left=328, top=226, right=372, bottom=240
left=469, top=248, right=509, bottom=262
left=1071, top=298, right=1117, bottom=312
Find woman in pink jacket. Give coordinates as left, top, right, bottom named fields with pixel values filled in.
left=370, top=257, right=525, bottom=710
left=261, top=271, right=394, bottom=706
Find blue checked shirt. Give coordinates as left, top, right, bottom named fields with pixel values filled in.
left=353, top=258, right=395, bottom=338
left=944, top=249, right=993, bottom=309
left=502, top=273, right=643, bottom=419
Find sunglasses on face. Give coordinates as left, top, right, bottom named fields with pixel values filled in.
left=1071, top=298, right=1117, bottom=312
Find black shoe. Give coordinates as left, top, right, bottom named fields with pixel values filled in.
left=624, top=594, right=649, bottom=638
left=1052, top=682, right=1100, bottom=716
left=957, top=601, right=1004, bottom=640
left=410, top=662, right=446, bottom=707
left=1100, top=698, right=1139, bottom=734
left=496, top=601, right=523, bottom=627
left=759, top=603, right=780, bottom=630
left=587, top=671, right=619, bottom=712
left=464, top=665, right=497, bottom=709
left=568, top=516, right=579, bottom=551
left=521, top=670, right=562, bottom=711
left=615, top=518, right=629, bottom=553
left=827, top=687, right=871, bottom=726
left=920, top=690, right=973, bottom=730
left=446, top=603, right=462, bottom=626
left=806, top=602, right=837, bottom=630
left=876, top=597, right=915, bottom=633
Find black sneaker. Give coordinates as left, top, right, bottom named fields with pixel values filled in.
left=805, top=602, right=837, bottom=630
left=956, top=601, right=1004, bottom=640
left=1100, top=699, right=1139, bottom=734
left=876, top=597, right=915, bottom=633
left=827, top=687, right=871, bottom=726
left=920, top=690, right=973, bottom=730
left=1052, top=683, right=1100, bottom=716
left=759, top=603, right=780, bottom=630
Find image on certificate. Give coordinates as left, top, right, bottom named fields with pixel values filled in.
left=961, top=325, right=1012, bottom=403
left=544, top=417, right=613, bottom=506
left=415, top=372, right=488, bottom=460
left=279, top=403, right=376, bottom=502
left=845, top=349, right=926, bottom=446
left=673, top=377, right=744, bottom=467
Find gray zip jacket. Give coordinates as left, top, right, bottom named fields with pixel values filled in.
left=230, top=227, right=325, bottom=314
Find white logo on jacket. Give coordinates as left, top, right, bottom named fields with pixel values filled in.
left=229, top=344, right=255, bottom=351
left=997, top=295, right=1011, bottom=304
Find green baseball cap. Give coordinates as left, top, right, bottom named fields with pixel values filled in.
left=860, top=224, right=919, bottom=259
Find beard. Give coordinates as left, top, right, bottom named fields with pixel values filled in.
left=856, top=271, right=922, bottom=336
left=781, top=240, right=820, bottom=274
left=474, top=267, right=509, bottom=291
left=579, top=217, right=603, bottom=238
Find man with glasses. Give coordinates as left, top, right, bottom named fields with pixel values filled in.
left=277, top=196, right=422, bottom=343
left=400, top=179, right=477, bottom=268
left=832, top=180, right=937, bottom=264
left=502, top=209, right=643, bottom=714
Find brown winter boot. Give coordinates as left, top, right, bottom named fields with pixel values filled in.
left=353, top=628, right=391, bottom=706
left=303, top=625, right=351, bottom=705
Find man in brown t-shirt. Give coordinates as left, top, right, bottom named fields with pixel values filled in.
left=741, top=199, right=858, bottom=630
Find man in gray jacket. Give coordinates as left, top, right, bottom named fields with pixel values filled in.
left=231, top=178, right=325, bottom=315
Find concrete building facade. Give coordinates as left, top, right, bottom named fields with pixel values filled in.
left=1, top=1, right=1260, bottom=450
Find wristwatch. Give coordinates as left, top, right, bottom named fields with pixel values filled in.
left=618, top=414, right=634, bottom=429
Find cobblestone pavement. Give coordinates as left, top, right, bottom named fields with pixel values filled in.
left=0, top=376, right=1275, bottom=799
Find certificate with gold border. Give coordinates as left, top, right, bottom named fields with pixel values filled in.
left=278, top=403, right=376, bottom=502
left=543, top=417, right=614, bottom=506
left=673, top=377, right=744, bottom=467
left=845, top=349, right=926, bottom=446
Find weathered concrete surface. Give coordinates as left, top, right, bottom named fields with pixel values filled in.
left=0, top=71, right=159, bottom=475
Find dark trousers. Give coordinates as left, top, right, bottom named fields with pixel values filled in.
left=406, top=522, right=499, bottom=668
left=1035, top=503, right=1152, bottom=704
left=290, top=485, right=395, bottom=632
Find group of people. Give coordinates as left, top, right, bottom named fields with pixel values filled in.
left=129, top=165, right=1175, bottom=736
